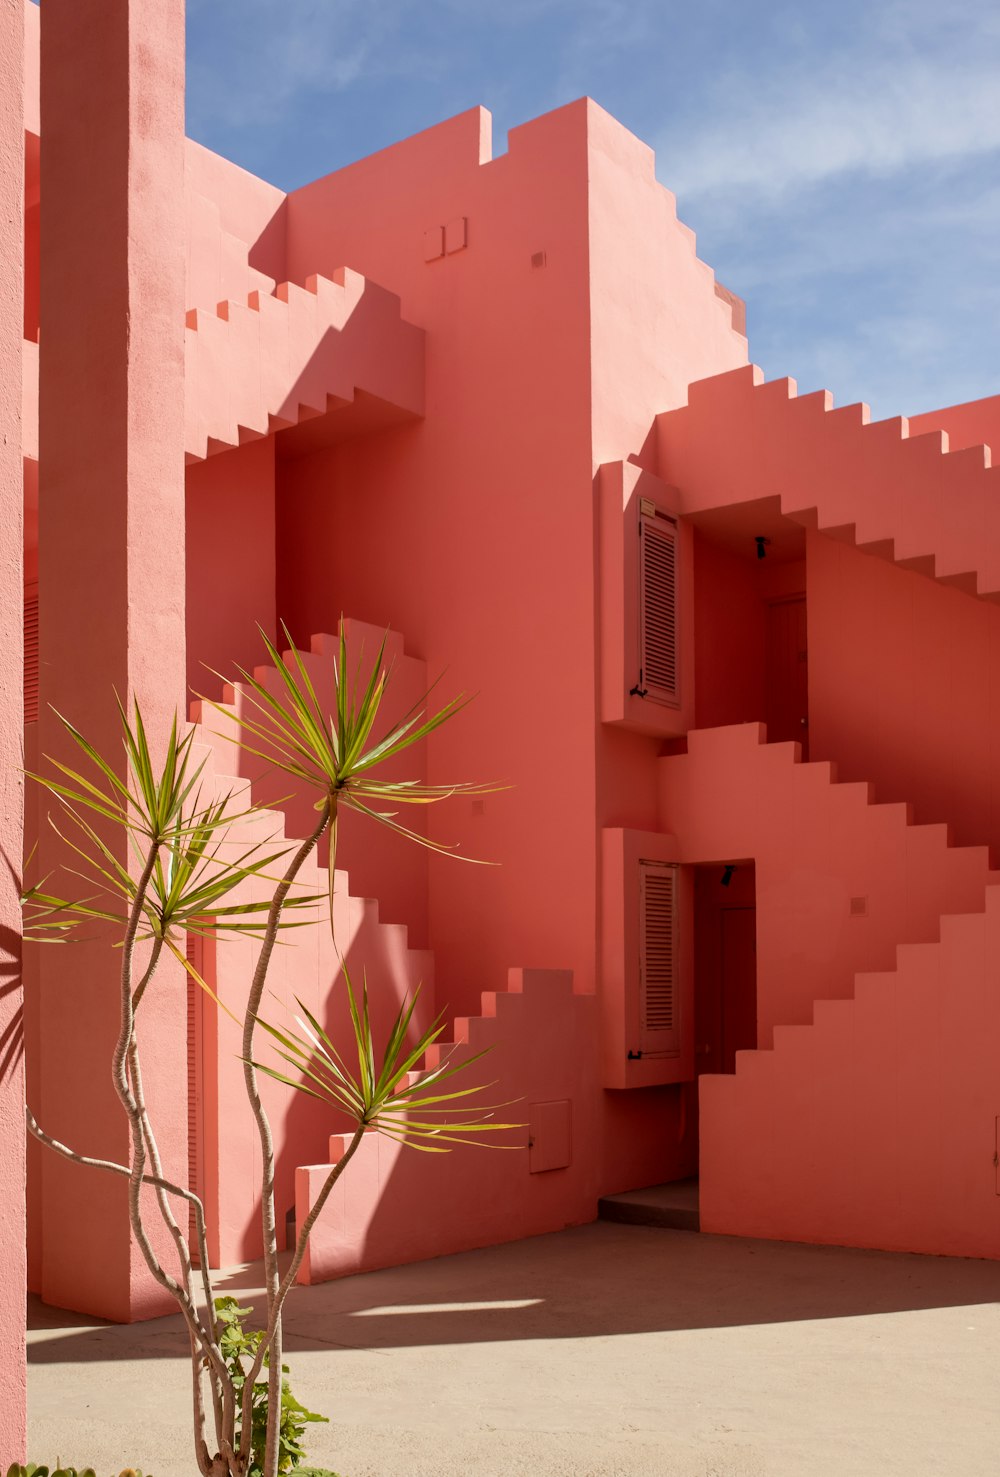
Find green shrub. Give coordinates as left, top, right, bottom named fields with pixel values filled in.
left=214, top=1297, right=328, bottom=1475
left=6, top=1467, right=152, bottom=1477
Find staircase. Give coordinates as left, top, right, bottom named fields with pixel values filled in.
left=183, top=268, right=424, bottom=461
left=598, top=1180, right=700, bottom=1232
left=185, top=625, right=436, bottom=1265
left=190, top=620, right=431, bottom=945
left=700, top=888, right=1000, bottom=1259
left=656, top=363, right=1000, bottom=598
left=658, top=724, right=1000, bottom=1260
left=296, top=968, right=598, bottom=1284
left=189, top=627, right=598, bottom=1274
left=660, top=723, right=1000, bottom=1044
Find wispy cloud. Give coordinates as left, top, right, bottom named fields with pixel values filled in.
left=657, top=1, right=1000, bottom=202
left=183, top=0, right=999, bottom=421
left=186, top=0, right=413, bottom=129
left=664, top=59, right=1000, bottom=200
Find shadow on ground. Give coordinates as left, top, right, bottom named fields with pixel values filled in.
left=27, top=1219, right=1000, bottom=1366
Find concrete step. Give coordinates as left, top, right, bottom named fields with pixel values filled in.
left=598, top=1179, right=700, bottom=1232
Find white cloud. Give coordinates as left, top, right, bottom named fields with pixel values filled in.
left=662, top=57, right=1000, bottom=200
left=657, top=0, right=1000, bottom=205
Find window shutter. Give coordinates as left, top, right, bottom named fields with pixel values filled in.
left=639, top=859, right=680, bottom=1056
left=24, top=586, right=38, bottom=723
left=638, top=509, right=678, bottom=706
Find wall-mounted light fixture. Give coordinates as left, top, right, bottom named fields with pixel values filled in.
left=721, top=864, right=736, bottom=887
left=755, top=536, right=771, bottom=560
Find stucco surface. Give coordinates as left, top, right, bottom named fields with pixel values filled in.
left=26, top=1223, right=1000, bottom=1477
left=0, top=0, right=26, bottom=1457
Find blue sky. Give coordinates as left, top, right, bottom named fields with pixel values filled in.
left=186, top=0, right=1000, bottom=421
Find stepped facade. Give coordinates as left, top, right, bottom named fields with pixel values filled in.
left=2, top=0, right=999, bottom=1450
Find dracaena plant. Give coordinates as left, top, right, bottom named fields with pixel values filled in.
left=24, top=628, right=513, bottom=1477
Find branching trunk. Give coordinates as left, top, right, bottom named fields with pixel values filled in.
left=243, top=1120, right=366, bottom=1396
left=110, top=844, right=234, bottom=1475
left=239, top=799, right=331, bottom=1477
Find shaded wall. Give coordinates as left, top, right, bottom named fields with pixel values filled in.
left=1, top=0, right=27, bottom=1454
left=184, top=137, right=286, bottom=313
left=585, top=106, right=747, bottom=1185
left=278, top=100, right=750, bottom=1199
left=909, top=394, right=1000, bottom=456
left=36, top=0, right=188, bottom=1322
left=808, top=530, right=1000, bottom=854
left=281, top=104, right=596, bottom=1022
left=185, top=438, right=276, bottom=697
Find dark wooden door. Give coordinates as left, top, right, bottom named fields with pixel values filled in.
left=766, top=595, right=808, bottom=757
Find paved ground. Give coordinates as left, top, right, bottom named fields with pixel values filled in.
left=26, top=1222, right=1000, bottom=1477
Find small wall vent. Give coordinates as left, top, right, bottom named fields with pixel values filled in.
left=24, top=586, right=38, bottom=724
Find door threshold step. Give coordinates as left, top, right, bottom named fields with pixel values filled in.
left=598, top=1179, right=700, bottom=1232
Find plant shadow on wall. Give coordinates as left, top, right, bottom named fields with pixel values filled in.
left=19, top=627, right=516, bottom=1477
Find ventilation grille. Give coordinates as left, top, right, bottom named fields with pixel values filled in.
left=639, top=516, right=678, bottom=703
left=639, top=860, right=678, bottom=1051
left=24, top=588, right=38, bottom=724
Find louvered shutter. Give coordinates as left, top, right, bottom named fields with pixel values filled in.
left=186, top=932, right=203, bottom=1260
left=24, top=586, right=38, bottom=723
left=639, top=859, right=680, bottom=1056
left=638, top=509, right=679, bottom=706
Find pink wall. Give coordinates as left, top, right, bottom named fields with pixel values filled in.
left=657, top=365, right=1000, bottom=599
left=169, top=718, right=437, bottom=1265
left=585, top=109, right=745, bottom=1177
left=586, top=105, right=746, bottom=468
left=280, top=100, right=745, bottom=1012
left=297, top=970, right=601, bottom=1283
left=1, top=0, right=27, bottom=1454
left=700, top=887, right=1000, bottom=1260
left=202, top=840, right=436, bottom=1266
left=22, top=0, right=37, bottom=138
left=692, top=539, right=807, bottom=731
left=659, top=723, right=996, bottom=1046
left=909, top=394, right=1000, bottom=456
left=693, top=536, right=767, bottom=730
left=192, top=620, right=432, bottom=946
left=280, top=104, right=596, bottom=1023
left=184, top=138, right=286, bottom=313
left=185, top=437, right=277, bottom=696
left=807, top=530, right=1000, bottom=854
left=275, top=100, right=750, bottom=1201
left=23, top=145, right=37, bottom=342
left=35, top=0, right=188, bottom=1321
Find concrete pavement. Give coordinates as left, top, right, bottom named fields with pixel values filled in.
left=25, top=1221, right=1000, bottom=1476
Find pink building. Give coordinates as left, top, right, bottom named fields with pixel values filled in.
left=4, top=0, right=1000, bottom=1454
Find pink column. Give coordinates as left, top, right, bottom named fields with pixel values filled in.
left=0, top=0, right=27, bottom=1453
left=37, top=0, right=187, bottom=1319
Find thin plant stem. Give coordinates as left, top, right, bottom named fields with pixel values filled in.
left=111, top=842, right=230, bottom=1476
left=240, top=1122, right=366, bottom=1400
left=25, top=1099, right=228, bottom=1433
left=25, top=1105, right=206, bottom=1218
left=239, top=799, right=331, bottom=1477
left=128, top=976, right=222, bottom=1458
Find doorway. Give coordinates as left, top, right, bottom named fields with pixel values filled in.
left=765, top=594, right=808, bottom=756
left=694, top=862, right=757, bottom=1079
